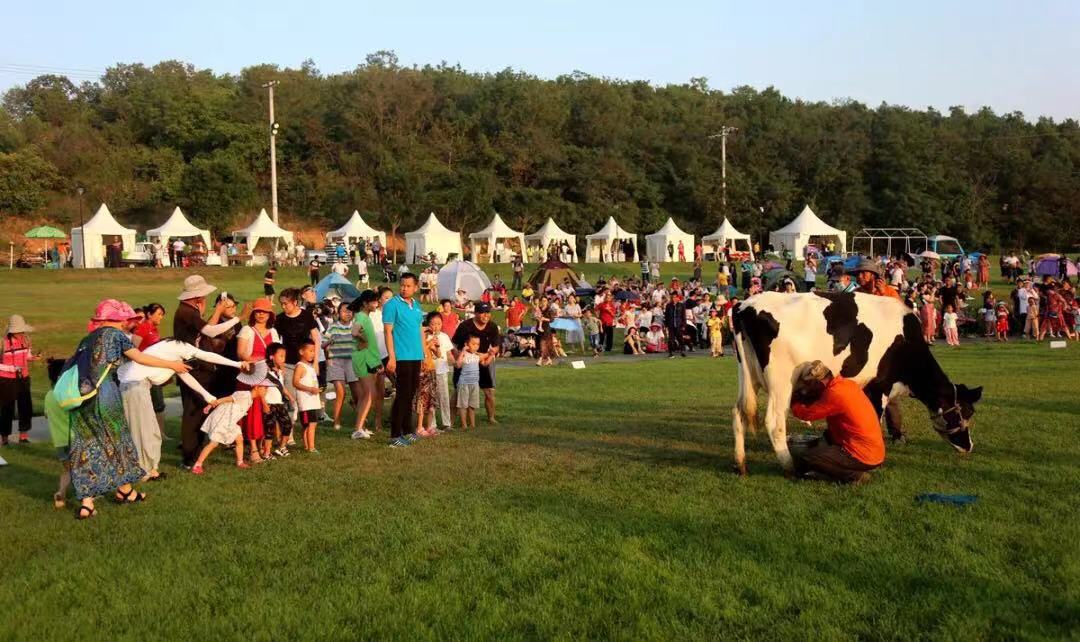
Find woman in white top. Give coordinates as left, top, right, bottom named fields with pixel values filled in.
left=366, top=287, right=393, bottom=432
left=562, top=295, right=584, bottom=351
left=118, top=339, right=245, bottom=480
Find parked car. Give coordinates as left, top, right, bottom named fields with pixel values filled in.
left=923, top=235, right=967, bottom=260
left=120, top=242, right=158, bottom=267
left=305, top=244, right=349, bottom=264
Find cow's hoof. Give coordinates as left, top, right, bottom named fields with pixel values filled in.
left=733, top=463, right=748, bottom=477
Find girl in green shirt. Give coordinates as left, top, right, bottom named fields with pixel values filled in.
left=349, top=291, right=383, bottom=439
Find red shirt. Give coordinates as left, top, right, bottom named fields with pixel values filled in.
left=505, top=302, right=527, bottom=328
left=133, top=320, right=161, bottom=350
left=791, top=377, right=885, bottom=466
left=597, top=301, right=616, bottom=326
left=439, top=311, right=460, bottom=338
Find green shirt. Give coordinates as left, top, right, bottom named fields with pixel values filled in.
left=44, top=390, right=70, bottom=449
left=350, top=312, right=382, bottom=376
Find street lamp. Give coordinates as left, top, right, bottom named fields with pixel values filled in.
left=262, top=80, right=281, bottom=224
left=76, top=186, right=86, bottom=268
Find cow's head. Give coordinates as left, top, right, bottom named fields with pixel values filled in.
left=930, top=384, right=982, bottom=452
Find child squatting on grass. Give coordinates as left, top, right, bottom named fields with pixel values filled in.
left=455, top=335, right=494, bottom=429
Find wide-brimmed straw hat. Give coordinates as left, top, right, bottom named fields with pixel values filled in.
left=178, top=275, right=217, bottom=301
left=847, top=258, right=882, bottom=277
left=5, top=315, right=34, bottom=334
left=92, top=299, right=140, bottom=323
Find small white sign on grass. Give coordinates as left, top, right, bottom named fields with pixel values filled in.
left=571, top=360, right=586, bottom=369
left=1050, top=341, right=1067, bottom=349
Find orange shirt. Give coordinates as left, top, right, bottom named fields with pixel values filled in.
left=791, top=377, right=885, bottom=466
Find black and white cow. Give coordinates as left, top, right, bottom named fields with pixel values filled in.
left=730, top=291, right=982, bottom=476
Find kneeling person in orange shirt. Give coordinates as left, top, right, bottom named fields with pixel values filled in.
left=790, top=361, right=886, bottom=484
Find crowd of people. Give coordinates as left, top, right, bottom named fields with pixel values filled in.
left=5, top=246, right=1076, bottom=502
left=2, top=270, right=512, bottom=520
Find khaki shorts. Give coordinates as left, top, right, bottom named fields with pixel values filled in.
left=456, top=383, right=480, bottom=409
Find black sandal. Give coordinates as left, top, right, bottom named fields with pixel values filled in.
left=75, top=505, right=96, bottom=520
left=113, top=488, right=147, bottom=504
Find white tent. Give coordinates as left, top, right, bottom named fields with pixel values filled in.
left=645, top=218, right=695, bottom=263
left=769, top=205, right=847, bottom=258
left=702, top=218, right=755, bottom=260
left=525, top=218, right=577, bottom=261
left=146, top=207, right=212, bottom=266
left=405, top=212, right=461, bottom=263
left=584, top=217, right=637, bottom=263
left=468, top=213, right=525, bottom=264
left=232, top=209, right=295, bottom=255
left=437, top=260, right=491, bottom=301
left=326, top=210, right=384, bottom=246
left=71, top=204, right=137, bottom=269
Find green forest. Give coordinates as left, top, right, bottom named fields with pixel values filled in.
left=1, top=51, right=1078, bottom=251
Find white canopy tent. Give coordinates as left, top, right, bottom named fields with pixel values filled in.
left=584, top=217, right=637, bottom=263
left=525, top=218, right=577, bottom=260
left=70, top=204, right=137, bottom=269
left=769, top=205, right=847, bottom=258
left=146, top=207, right=212, bottom=266
left=436, top=260, right=491, bottom=301
left=231, top=209, right=295, bottom=256
left=702, top=218, right=754, bottom=260
left=645, top=218, right=694, bottom=262
left=468, top=213, right=525, bottom=264
left=326, top=211, right=384, bottom=246
left=405, top=212, right=461, bottom=263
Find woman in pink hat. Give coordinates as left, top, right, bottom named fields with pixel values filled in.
left=67, top=300, right=192, bottom=520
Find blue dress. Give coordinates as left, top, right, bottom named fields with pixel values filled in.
left=68, top=327, right=146, bottom=499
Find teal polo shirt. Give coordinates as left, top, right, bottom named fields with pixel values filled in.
left=381, top=295, right=424, bottom=361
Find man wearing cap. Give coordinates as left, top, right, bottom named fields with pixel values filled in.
left=848, top=259, right=906, bottom=443
left=172, top=275, right=242, bottom=468
left=790, top=361, right=885, bottom=484
left=451, top=302, right=502, bottom=424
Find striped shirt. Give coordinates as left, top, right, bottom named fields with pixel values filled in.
left=324, top=322, right=356, bottom=360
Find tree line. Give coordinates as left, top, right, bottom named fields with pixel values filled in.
left=1, top=51, right=1078, bottom=251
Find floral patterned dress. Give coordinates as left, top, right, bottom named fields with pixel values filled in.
left=68, top=327, right=145, bottom=499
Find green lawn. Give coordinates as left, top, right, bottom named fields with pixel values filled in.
left=1, top=264, right=1078, bottom=640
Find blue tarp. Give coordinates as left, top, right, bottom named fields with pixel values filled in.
left=314, top=272, right=363, bottom=303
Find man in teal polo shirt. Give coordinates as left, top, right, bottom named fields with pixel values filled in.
left=383, top=273, right=424, bottom=447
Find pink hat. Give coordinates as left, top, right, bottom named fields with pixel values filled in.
left=92, top=299, right=140, bottom=323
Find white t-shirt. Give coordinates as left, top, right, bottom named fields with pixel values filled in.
left=172, top=240, right=185, bottom=252
left=370, top=308, right=388, bottom=359
left=294, top=362, right=322, bottom=411
left=356, top=259, right=368, bottom=275
left=237, top=326, right=281, bottom=357
left=331, top=262, right=349, bottom=277
left=943, top=312, right=958, bottom=329
left=804, top=265, right=816, bottom=282
left=432, top=332, right=454, bottom=375
left=890, top=266, right=905, bottom=286
left=1016, top=289, right=1029, bottom=314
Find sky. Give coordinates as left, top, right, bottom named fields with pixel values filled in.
left=2, top=0, right=1078, bottom=121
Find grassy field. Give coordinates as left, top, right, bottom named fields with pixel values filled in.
left=0, top=264, right=1078, bottom=640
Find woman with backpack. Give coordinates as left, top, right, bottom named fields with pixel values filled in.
left=63, top=300, right=191, bottom=520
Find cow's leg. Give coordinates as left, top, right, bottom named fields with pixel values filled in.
left=764, top=382, right=795, bottom=476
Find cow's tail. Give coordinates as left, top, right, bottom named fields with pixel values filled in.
left=731, top=325, right=762, bottom=475
left=732, top=329, right=762, bottom=436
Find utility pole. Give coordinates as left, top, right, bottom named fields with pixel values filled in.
left=262, top=80, right=281, bottom=224
left=708, top=126, right=738, bottom=218
left=76, top=186, right=86, bottom=268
